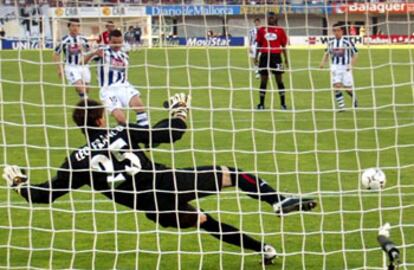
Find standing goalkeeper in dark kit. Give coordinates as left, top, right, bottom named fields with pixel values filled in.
left=255, top=12, right=289, bottom=110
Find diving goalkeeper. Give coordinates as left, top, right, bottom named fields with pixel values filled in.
left=3, top=94, right=316, bottom=264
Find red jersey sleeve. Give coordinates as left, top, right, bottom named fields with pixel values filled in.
left=280, top=28, right=288, bottom=47
left=256, top=27, right=264, bottom=47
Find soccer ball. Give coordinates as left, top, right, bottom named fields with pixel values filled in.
left=361, top=168, right=386, bottom=190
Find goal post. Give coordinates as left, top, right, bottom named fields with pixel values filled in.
left=1, top=1, right=414, bottom=270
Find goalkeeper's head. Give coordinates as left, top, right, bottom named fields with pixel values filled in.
left=267, top=12, right=278, bottom=26
left=72, top=99, right=106, bottom=134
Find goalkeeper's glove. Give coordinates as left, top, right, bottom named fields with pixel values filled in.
left=378, top=223, right=401, bottom=270
left=167, top=93, right=191, bottom=120
left=2, top=165, right=28, bottom=194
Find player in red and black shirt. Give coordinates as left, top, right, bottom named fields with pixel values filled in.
left=97, top=21, right=115, bottom=45
left=255, top=12, right=289, bottom=110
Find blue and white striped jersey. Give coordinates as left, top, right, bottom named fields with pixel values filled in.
left=326, top=37, right=358, bottom=65
left=54, top=34, right=90, bottom=65
left=248, top=27, right=258, bottom=47
left=96, top=47, right=129, bottom=88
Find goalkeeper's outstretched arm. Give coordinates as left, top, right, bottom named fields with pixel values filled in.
left=128, top=93, right=190, bottom=145
left=129, top=118, right=187, bottom=145
left=3, top=160, right=87, bottom=204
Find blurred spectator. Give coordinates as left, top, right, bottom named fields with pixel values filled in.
left=350, top=25, right=357, bottom=35
left=19, top=3, right=31, bottom=36
left=0, top=27, right=5, bottom=38
left=359, top=26, right=366, bottom=37
left=133, top=26, right=142, bottom=44
left=124, top=26, right=136, bottom=45
left=207, top=30, right=214, bottom=38
left=19, top=3, right=41, bottom=38
left=97, top=21, right=115, bottom=45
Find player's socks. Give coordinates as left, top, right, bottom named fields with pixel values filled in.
left=228, top=168, right=284, bottom=206
left=346, top=91, right=358, bottom=107
left=277, top=80, right=286, bottom=109
left=279, top=91, right=286, bottom=109
left=259, top=90, right=266, bottom=106
left=201, top=214, right=263, bottom=252
left=335, top=91, right=345, bottom=110
left=136, top=112, right=149, bottom=127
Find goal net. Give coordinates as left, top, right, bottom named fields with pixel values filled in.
left=1, top=1, right=413, bottom=269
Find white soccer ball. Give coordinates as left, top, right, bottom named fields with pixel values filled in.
left=361, top=168, right=386, bottom=190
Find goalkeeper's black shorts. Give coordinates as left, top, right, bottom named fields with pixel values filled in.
left=145, top=166, right=223, bottom=228
left=259, top=53, right=284, bottom=75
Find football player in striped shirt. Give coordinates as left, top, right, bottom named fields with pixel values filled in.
left=248, top=18, right=261, bottom=79
left=53, top=18, right=91, bottom=98
left=84, top=30, right=148, bottom=127
left=320, top=23, right=358, bottom=111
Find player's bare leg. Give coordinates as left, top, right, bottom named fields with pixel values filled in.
left=251, top=58, right=260, bottom=79
left=275, top=73, right=287, bottom=110
left=257, top=74, right=268, bottom=110
left=111, top=108, right=127, bottom=124
left=129, top=95, right=149, bottom=128
left=345, top=87, right=358, bottom=108
left=73, top=80, right=88, bottom=99
left=333, top=83, right=345, bottom=111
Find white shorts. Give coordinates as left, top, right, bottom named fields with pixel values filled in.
left=100, top=83, right=140, bottom=113
left=249, top=44, right=257, bottom=58
left=331, top=65, right=354, bottom=87
left=64, top=65, right=91, bottom=85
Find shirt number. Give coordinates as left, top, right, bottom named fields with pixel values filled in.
left=90, top=138, right=142, bottom=187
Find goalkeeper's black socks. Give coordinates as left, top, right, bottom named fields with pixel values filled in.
left=201, top=214, right=263, bottom=252
left=259, top=90, right=266, bottom=106
left=228, top=168, right=284, bottom=206
left=259, top=78, right=268, bottom=106
left=279, top=90, right=286, bottom=109
left=335, top=91, right=345, bottom=110
left=136, top=112, right=149, bottom=127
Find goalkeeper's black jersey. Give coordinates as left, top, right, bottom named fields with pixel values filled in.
left=19, top=118, right=187, bottom=210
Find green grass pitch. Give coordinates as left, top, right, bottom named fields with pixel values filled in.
left=0, top=48, right=413, bottom=269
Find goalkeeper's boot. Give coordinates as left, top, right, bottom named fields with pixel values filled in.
left=281, top=104, right=288, bottom=111
left=256, top=104, right=265, bottom=110
left=262, top=244, right=277, bottom=265
left=273, top=197, right=317, bottom=216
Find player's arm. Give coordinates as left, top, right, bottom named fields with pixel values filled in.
left=83, top=48, right=103, bottom=64
left=281, top=28, right=289, bottom=68
left=254, top=29, right=263, bottom=65
left=129, top=93, right=190, bottom=144
left=3, top=159, right=87, bottom=204
left=319, top=43, right=331, bottom=69
left=319, top=52, right=329, bottom=69
left=82, top=37, right=91, bottom=53
left=52, top=43, right=63, bottom=78
left=349, top=41, right=358, bottom=70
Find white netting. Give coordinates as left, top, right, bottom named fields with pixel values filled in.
left=1, top=1, right=414, bottom=270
